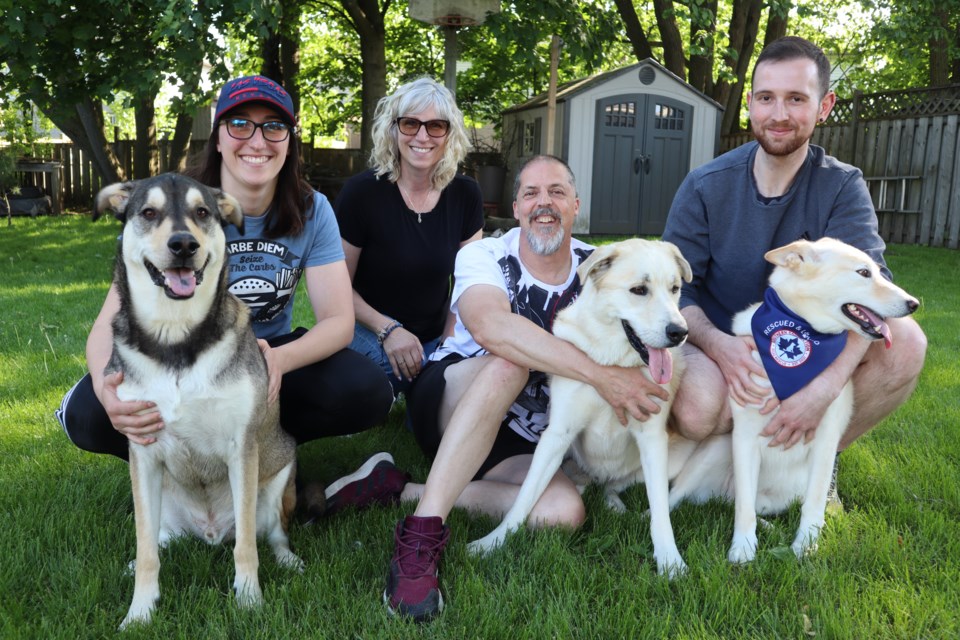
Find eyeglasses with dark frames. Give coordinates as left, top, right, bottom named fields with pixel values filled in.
left=395, top=117, right=450, bottom=138
left=221, top=118, right=292, bottom=142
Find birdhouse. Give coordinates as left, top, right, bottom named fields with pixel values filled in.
left=409, top=0, right=500, bottom=27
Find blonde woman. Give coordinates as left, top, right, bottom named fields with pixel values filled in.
left=335, top=77, right=484, bottom=397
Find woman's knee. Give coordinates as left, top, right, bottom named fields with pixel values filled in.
left=57, top=376, right=127, bottom=458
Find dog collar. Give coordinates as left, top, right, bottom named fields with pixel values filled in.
left=750, top=287, right=847, bottom=401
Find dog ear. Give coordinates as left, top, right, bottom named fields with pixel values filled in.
left=664, top=241, right=692, bottom=283
left=214, top=190, right=245, bottom=234
left=93, top=182, right=135, bottom=222
left=765, top=240, right=814, bottom=271
left=576, top=243, right=617, bottom=284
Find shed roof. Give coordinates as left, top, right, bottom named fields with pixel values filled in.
left=502, top=58, right=724, bottom=115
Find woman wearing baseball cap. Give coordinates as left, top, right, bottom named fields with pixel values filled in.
left=58, top=76, right=400, bottom=508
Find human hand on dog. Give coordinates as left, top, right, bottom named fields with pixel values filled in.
left=595, top=365, right=670, bottom=425
left=257, top=340, right=282, bottom=404
left=761, top=377, right=837, bottom=449
left=718, top=335, right=771, bottom=407
left=384, top=327, right=424, bottom=382
left=100, top=371, right=164, bottom=445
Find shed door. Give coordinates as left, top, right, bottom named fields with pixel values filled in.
left=590, top=94, right=693, bottom=235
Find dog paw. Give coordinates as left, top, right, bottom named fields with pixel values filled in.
left=276, top=550, right=305, bottom=573
left=120, top=595, right=158, bottom=630
left=119, top=610, right=151, bottom=631
left=467, top=533, right=503, bottom=557
left=604, top=494, right=628, bottom=514
left=656, top=554, right=688, bottom=579
left=791, top=538, right=819, bottom=559
left=728, top=535, right=758, bottom=564
left=233, top=579, right=264, bottom=609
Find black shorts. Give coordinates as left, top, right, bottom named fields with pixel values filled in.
left=406, top=353, right=538, bottom=480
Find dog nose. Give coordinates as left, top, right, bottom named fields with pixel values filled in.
left=666, top=323, right=688, bottom=346
left=907, top=299, right=919, bottom=313
left=168, top=233, right=199, bottom=258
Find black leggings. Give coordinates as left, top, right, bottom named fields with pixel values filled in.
left=56, top=328, right=394, bottom=461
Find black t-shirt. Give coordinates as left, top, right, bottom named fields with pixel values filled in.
left=335, top=169, right=484, bottom=341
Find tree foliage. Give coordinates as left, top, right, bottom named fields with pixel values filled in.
left=849, top=0, right=960, bottom=90
left=613, top=0, right=960, bottom=132
left=456, top=0, right=632, bottom=128
left=2, top=0, right=956, bottom=176
left=0, top=0, right=267, bottom=182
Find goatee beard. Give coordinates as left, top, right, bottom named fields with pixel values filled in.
left=752, top=123, right=808, bottom=157
left=526, top=208, right=565, bottom=256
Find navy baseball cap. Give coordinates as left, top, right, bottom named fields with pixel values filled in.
left=214, top=75, right=295, bottom=125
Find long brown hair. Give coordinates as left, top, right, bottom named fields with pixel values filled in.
left=184, top=118, right=314, bottom=238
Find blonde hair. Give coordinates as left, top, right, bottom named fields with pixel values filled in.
left=368, top=77, right=470, bottom=190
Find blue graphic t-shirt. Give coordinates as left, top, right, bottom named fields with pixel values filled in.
left=224, top=191, right=344, bottom=340
left=751, top=287, right=847, bottom=401
left=432, top=227, right=594, bottom=442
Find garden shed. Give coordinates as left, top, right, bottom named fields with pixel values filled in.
left=499, top=59, right=723, bottom=235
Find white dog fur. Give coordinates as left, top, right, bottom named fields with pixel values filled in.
left=668, top=237, right=919, bottom=563
left=468, top=239, right=693, bottom=577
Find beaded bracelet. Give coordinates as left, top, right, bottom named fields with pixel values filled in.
left=377, top=320, right=402, bottom=345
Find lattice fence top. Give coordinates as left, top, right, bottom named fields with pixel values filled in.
left=827, top=84, right=960, bottom=124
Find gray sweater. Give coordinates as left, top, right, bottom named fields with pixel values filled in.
left=662, top=141, right=888, bottom=334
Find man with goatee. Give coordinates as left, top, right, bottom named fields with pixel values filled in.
left=382, top=155, right=668, bottom=621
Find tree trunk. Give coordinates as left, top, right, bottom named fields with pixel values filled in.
left=718, top=0, right=763, bottom=135
left=613, top=0, right=654, bottom=61
left=280, top=0, right=301, bottom=117
left=930, top=7, right=950, bottom=86
left=166, top=63, right=203, bottom=173
left=168, top=113, right=195, bottom=173
left=261, top=0, right=300, bottom=111
left=133, top=95, right=159, bottom=179
left=687, top=0, right=718, bottom=94
left=652, top=0, right=687, bottom=78
left=75, top=100, right=123, bottom=184
left=764, top=0, right=790, bottom=45
left=341, top=0, right=388, bottom=158
left=262, top=32, right=283, bottom=82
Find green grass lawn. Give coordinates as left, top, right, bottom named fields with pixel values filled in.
left=1, top=214, right=958, bottom=638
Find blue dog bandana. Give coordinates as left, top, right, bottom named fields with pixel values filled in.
left=751, top=288, right=847, bottom=401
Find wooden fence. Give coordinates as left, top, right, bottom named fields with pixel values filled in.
left=16, top=142, right=367, bottom=211
left=721, top=84, right=960, bottom=249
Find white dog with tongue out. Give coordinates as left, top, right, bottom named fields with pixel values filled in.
left=468, top=239, right=694, bottom=579
left=666, top=237, right=919, bottom=564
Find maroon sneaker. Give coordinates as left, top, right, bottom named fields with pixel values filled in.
left=383, top=515, right=450, bottom=622
left=324, top=452, right=410, bottom=515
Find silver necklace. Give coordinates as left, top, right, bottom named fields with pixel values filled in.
left=397, top=181, right=435, bottom=223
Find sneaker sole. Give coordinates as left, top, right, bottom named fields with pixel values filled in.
left=324, top=452, right=395, bottom=500
left=383, top=589, right=444, bottom=621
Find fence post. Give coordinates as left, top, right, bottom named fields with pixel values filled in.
left=851, top=90, right=862, bottom=167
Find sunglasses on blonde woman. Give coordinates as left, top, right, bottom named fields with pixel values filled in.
left=395, top=117, right=450, bottom=138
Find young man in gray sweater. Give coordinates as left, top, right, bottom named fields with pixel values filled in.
left=662, top=36, right=926, bottom=462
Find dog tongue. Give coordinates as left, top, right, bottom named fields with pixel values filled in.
left=879, top=323, right=893, bottom=349
left=648, top=347, right=673, bottom=385
left=164, top=268, right=197, bottom=297
left=857, top=305, right=893, bottom=349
